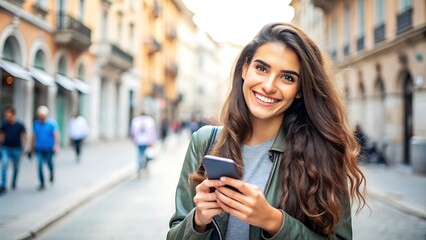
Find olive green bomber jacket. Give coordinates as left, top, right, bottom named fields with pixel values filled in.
left=167, top=125, right=353, bottom=240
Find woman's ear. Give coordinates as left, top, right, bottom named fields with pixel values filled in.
left=296, top=91, right=302, bottom=99
left=242, top=60, right=248, bottom=80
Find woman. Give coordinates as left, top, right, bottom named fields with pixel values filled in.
left=168, top=23, right=367, bottom=239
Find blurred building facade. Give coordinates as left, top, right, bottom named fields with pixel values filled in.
left=292, top=0, right=426, bottom=165
left=0, top=0, right=223, bottom=144
left=290, top=0, right=326, bottom=49
left=0, top=0, right=95, bottom=145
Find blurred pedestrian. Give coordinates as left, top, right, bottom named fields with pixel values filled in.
left=130, top=111, right=157, bottom=173
left=354, top=124, right=368, bottom=162
left=171, top=119, right=181, bottom=133
left=187, top=115, right=200, bottom=133
left=68, top=112, right=89, bottom=162
left=0, top=106, right=26, bottom=194
left=31, top=106, right=60, bottom=191
left=168, top=23, right=367, bottom=239
left=160, top=116, right=169, bottom=143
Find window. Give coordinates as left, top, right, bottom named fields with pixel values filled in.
left=36, top=0, right=47, bottom=8
left=58, top=0, right=67, bottom=14
left=117, top=12, right=123, bottom=45
left=344, top=4, right=350, bottom=46
left=101, top=10, right=108, bottom=40
left=330, top=15, right=337, bottom=58
left=2, top=38, right=16, bottom=62
left=34, top=50, right=46, bottom=70
left=357, top=0, right=365, bottom=37
left=77, top=64, right=85, bottom=80
left=399, top=0, right=412, bottom=12
left=58, top=56, right=67, bottom=75
left=129, top=23, right=134, bottom=52
left=79, top=0, right=85, bottom=22
left=376, top=0, right=385, bottom=25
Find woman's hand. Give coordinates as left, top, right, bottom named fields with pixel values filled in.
left=215, top=177, right=283, bottom=236
left=193, top=179, right=225, bottom=232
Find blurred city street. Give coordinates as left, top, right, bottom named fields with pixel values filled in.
left=0, top=132, right=424, bottom=239
left=0, top=0, right=425, bottom=239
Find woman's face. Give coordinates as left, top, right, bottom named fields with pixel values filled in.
left=242, top=41, right=301, bottom=124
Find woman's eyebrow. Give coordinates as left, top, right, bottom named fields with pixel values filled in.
left=254, top=59, right=300, bottom=78
left=254, top=59, right=271, bottom=68
left=282, top=70, right=300, bottom=78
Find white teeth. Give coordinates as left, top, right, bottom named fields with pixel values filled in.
left=255, top=93, right=278, bottom=103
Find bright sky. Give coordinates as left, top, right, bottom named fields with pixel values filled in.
left=182, top=0, right=294, bottom=46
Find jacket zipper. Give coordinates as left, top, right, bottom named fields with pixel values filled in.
left=212, top=218, right=223, bottom=240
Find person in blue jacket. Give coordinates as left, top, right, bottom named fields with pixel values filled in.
left=31, top=106, right=60, bottom=191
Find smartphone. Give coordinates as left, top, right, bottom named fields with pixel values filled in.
left=202, top=155, right=240, bottom=193
left=202, top=155, right=239, bottom=180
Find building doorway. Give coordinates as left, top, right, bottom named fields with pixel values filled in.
left=403, top=71, right=413, bottom=164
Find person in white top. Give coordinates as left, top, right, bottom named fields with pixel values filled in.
left=130, top=111, right=157, bottom=173
left=68, top=113, right=89, bottom=162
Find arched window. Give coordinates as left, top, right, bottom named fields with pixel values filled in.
left=3, top=37, right=17, bottom=62
left=77, top=64, right=85, bottom=80
left=57, top=55, right=67, bottom=75
left=358, top=71, right=365, bottom=99
left=375, top=77, right=385, bottom=99
left=34, top=50, right=47, bottom=70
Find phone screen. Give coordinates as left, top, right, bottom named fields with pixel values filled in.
left=202, top=155, right=240, bottom=193
left=202, top=155, right=239, bottom=180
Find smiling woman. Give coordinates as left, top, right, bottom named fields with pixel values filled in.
left=168, top=23, right=367, bottom=240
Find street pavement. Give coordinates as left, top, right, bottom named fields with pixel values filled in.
left=0, top=131, right=425, bottom=239
left=37, top=132, right=189, bottom=239
left=0, top=138, right=137, bottom=240
left=361, top=163, right=426, bottom=220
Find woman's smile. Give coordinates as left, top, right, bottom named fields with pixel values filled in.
left=253, top=91, right=281, bottom=105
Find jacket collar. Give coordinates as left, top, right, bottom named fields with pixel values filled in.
left=269, top=122, right=286, bottom=153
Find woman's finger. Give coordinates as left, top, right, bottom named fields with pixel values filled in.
left=215, top=188, right=251, bottom=213
left=196, top=179, right=225, bottom=193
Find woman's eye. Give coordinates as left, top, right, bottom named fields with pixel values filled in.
left=282, top=75, right=294, bottom=82
left=256, top=65, right=267, bottom=73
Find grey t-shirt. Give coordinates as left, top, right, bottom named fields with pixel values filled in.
left=225, top=139, right=274, bottom=240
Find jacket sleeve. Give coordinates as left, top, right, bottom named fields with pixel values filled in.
left=167, top=126, right=216, bottom=240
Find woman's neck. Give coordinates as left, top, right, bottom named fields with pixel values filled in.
left=245, top=116, right=283, bottom=145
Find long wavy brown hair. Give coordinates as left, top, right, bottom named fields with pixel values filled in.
left=189, top=23, right=367, bottom=236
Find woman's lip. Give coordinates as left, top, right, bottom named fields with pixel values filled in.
left=253, top=91, right=281, bottom=106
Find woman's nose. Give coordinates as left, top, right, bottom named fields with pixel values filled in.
left=262, top=76, right=277, bottom=94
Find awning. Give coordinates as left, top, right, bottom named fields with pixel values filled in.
left=29, top=67, right=55, bottom=87
left=73, top=78, right=91, bottom=94
left=0, top=59, right=32, bottom=81
left=56, top=74, right=75, bottom=91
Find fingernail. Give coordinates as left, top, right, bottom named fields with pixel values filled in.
left=220, top=177, right=226, bottom=181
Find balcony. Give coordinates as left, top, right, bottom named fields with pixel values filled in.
left=32, top=2, right=48, bottom=19
left=357, top=36, right=365, bottom=51
left=93, top=42, right=134, bottom=73
left=55, top=13, right=91, bottom=52
left=312, top=0, right=338, bottom=12
left=397, top=8, right=413, bottom=35
left=145, top=37, right=162, bottom=55
left=374, top=23, right=386, bottom=44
